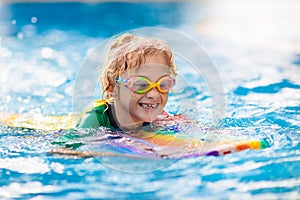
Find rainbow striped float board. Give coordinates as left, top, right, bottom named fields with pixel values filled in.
left=0, top=113, right=269, bottom=159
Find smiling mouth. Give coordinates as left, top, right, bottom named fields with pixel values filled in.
left=138, top=103, right=159, bottom=109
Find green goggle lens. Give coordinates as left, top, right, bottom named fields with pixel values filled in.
left=117, top=76, right=175, bottom=94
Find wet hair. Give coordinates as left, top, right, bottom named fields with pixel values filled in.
left=100, top=33, right=177, bottom=100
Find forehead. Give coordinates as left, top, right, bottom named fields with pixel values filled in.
left=123, top=54, right=173, bottom=80
left=132, top=64, right=172, bottom=78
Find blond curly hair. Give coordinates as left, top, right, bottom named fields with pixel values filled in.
left=100, top=33, right=177, bottom=100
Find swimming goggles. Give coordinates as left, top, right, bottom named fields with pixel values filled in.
left=116, top=76, right=175, bottom=94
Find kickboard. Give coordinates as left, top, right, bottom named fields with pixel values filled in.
left=0, top=113, right=269, bottom=159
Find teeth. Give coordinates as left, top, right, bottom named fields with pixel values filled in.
left=140, top=103, right=158, bottom=109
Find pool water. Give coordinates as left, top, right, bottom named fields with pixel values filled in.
left=1, top=2, right=300, bottom=199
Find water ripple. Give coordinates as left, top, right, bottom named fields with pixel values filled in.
left=234, top=79, right=300, bottom=95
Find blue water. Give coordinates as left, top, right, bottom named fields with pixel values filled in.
left=1, top=2, right=300, bottom=199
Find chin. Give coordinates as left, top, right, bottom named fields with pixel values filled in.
left=131, top=104, right=164, bottom=123
left=137, top=110, right=162, bottom=123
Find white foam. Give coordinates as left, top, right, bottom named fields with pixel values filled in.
left=0, top=181, right=57, bottom=199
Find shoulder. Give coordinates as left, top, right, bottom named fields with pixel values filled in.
left=76, top=101, right=111, bottom=129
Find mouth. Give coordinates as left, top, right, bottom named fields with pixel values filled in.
left=138, top=103, right=159, bottom=109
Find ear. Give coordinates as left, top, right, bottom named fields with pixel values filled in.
left=108, top=84, right=114, bottom=92
left=105, top=84, right=115, bottom=98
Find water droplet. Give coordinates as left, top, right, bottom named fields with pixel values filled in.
left=17, top=32, right=24, bottom=40
left=31, top=16, right=37, bottom=24
left=11, top=19, right=16, bottom=25
left=41, top=47, right=54, bottom=59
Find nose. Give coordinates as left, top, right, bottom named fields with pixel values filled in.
left=145, top=87, right=160, bottom=99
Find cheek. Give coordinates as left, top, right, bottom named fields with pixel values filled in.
left=118, top=87, right=132, bottom=106
left=119, top=86, right=130, bottom=97
left=128, top=94, right=142, bottom=107
left=161, top=93, right=169, bottom=106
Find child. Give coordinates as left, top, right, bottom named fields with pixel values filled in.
left=76, top=33, right=177, bottom=131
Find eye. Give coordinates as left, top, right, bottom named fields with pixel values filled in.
left=160, top=78, right=174, bottom=89
left=131, top=80, right=149, bottom=90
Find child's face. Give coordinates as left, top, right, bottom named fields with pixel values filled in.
left=113, top=53, right=173, bottom=128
